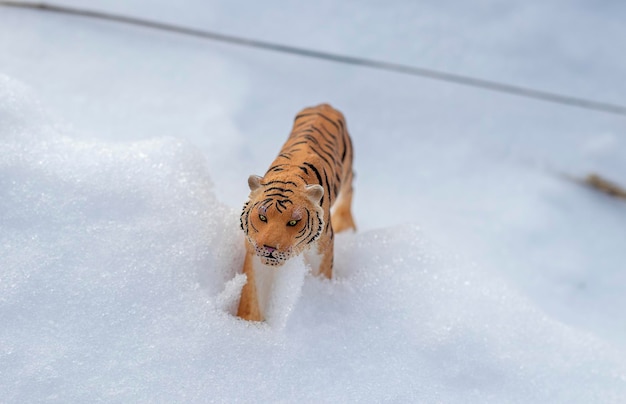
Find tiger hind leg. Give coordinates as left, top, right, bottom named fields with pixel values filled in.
left=304, top=234, right=335, bottom=279
left=331, top=181, right=356, bottom=233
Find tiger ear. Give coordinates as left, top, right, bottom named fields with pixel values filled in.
left=305, top=184, right=324, bottom=204
left=248, top=175, right=263, bottom=191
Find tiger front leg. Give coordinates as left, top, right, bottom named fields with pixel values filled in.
left=237, top=242, right=263, bottom=321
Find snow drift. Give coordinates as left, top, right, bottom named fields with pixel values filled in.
left=2, top=76, right=626, bottom=402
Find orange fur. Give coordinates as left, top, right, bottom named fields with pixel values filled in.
left=237, top=104, right=356, bottom=321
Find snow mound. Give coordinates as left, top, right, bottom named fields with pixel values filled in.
left=2, top=78, right=626, bottom=402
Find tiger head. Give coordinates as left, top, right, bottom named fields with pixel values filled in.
left=240, top=175, right=324, bottom=267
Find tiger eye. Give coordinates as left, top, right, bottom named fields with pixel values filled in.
left=287, top=220, right=298, bottom=227
left=259, top=214, right=267, bottom=222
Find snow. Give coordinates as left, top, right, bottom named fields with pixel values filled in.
left=2, top=1, right=626, bottom=402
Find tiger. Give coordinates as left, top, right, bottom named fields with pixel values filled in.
left=237, top=103, right=356, bottom=321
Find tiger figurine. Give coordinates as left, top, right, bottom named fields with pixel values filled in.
left=237, top=103, right=356, bottom=321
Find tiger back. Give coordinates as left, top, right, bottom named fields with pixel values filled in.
left=237, top=103, right=356, bottom=321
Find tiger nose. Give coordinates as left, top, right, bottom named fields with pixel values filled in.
left=263, top=245, right=276, bottom=253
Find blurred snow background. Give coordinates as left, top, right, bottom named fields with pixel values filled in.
left=1, top=0, right=626, bottom=401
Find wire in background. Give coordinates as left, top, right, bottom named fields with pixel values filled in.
left=2, top=1, right=626, bottom=117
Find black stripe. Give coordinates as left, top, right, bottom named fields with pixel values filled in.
left=337, top=118, right=345, bottom=136
left=302, top=118, right=344, bottom=163
left=267, top=163, right=288, bottom=173
left=295, top=127, right=333, bottom=145
left=315, top=123, right=345, bottom=161
left=323, top=168, right=332, bottom=204
left=294, top=113, right=317, bottom=124
left=240, top=201, right=250, bottom=230
left=296, top=209, right=314, bottom=245
left=317, top=112, right=341, bottom=131
left=276, top=200, right=288, bottom=212
left=340, top=131, right=347, bottom=162
left=295, top=112, right=340, bottom=131
left=296, top=209, right=311, bottom=238
left=303, top=162, right=324, bottom=206
left=337, top=118, right=349, bottom=162
left=310, top=125, right=338, bottom=148
left=260, top=198, right=274, bottom=211
left=242, top=201, right=257, bottom=232
left=307, top=212, right=323, bottom=244
left=264, top=187, right=294, bottom=194
left=291, top=130, right=338, bottom=164
left=248, top=202, right=261, bottom=233
left=261, top=180, right=298, bottom=187
left=293, top=116, right=317, bottom=129
left=266, top=193, right=289, bottom=199
left=303, top=162, right=323, bottom=185
left=275, top=200, right=284, bottom=213
left=298, top=133, right=338, bottom=165
left=295, top=209, right=310, bottom=239
left=315, top=121, right=339, bottom=141
left=305, top=144, right=333, bottom=172
left=289, top=140, right=309, bottom=147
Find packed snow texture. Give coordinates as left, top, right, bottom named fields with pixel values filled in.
left=2, top=0, right=626, bottom=402
left=1, top=73, right=626, bottom=403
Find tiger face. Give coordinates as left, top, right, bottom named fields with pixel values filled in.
left=241, top=175, right=324, bottom=267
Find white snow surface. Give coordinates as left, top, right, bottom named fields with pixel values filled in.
left=2, top=1, right=626, bottom=402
